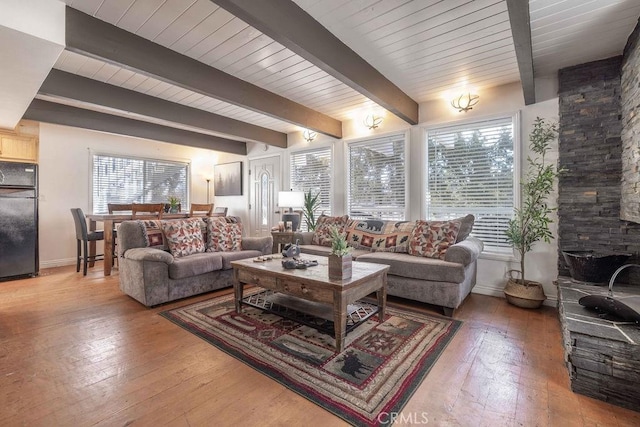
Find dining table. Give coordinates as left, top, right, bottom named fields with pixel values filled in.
left=85, top=212, right=207, bottom=276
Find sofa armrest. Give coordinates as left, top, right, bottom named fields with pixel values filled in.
left=242, top=236, right=273, bottom=255
left=124, top=247, right=174, bottom=264
left=293, top=231, right=314, bottom=245
left=444, top=236, right=484, bottom=266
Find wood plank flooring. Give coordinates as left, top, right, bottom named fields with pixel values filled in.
left=1, top=265, right=639, bottom=426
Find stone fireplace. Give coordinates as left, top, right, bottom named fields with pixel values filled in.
left=555, top=18, right=640, bottom=411
left=558, top=19, right=640, bottom=285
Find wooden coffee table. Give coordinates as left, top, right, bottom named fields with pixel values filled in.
left=231, top=254, right=389, bottom=352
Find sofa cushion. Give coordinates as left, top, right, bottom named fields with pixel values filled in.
left=218, top=250, right=264, bottom=270
left=345, top=219, right=414, bottom=252
left=206, top=217, right=242, bottom=252
left=168, top=252, right=223, bottom=279
left=454, top=214, right=475, bottom=243
left=408, top=220, right=461, bottom=260
left=356, top=252, right=466, bottom=283
left=139, top=219, right=168, bottom=250
left=161, top=218, right=206, bottom=258
left=312, top=215, right=349, bottom=246
left=299, top=244, right=369, bottom=259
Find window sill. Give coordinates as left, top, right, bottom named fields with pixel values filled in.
left=479, top=251, right=516, bottom=262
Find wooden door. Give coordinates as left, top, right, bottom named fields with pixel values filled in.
left=249, top=156, right=281, bottom=237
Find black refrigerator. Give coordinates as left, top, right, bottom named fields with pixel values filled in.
left=0, top=161, right=38, bottom=280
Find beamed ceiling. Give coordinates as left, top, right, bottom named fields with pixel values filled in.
left=19, top=0, right=640, bottom=154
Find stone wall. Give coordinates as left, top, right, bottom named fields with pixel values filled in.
left=621, top=19, right=640, bottom=221
left=557, top=56, right=636, bottom=278
left=557, top=19, right=640, bottom=281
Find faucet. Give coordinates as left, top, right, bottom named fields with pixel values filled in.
left=608, top=264, right=640, bottom=296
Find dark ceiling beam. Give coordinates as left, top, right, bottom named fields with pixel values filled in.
left=506, top=0, right=536, bottom=105
left=39, top=70, right=287, bottom=148
left=23, top=99, right=247, bottom=155
left=64, top=7, right=342, bottom=138
left=212, top=0, right=419, bottom=125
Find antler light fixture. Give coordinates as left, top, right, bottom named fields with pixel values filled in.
left=302, top=129, right=317, bottom=143
left=363, top=114, right=383, bottom=130
left=451, top=93, right=480, bottom=113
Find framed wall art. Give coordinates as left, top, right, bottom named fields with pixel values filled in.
left=214, top=161, right=242, bottom=196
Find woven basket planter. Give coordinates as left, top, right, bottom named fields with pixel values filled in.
left=504, top=274, right=546, bottom=309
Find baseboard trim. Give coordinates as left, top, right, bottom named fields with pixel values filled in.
left=472, top=283, right=558, bottom=307
left=40, top=258, right=76, bottom=269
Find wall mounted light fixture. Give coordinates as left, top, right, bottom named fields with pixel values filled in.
left=302, top=129, right=317, bottom=143
left=451, top=93, right=480, bottom=112
left=363, top=114, right=383, bottom=130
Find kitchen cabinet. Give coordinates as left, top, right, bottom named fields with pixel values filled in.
left=0, top=131, right=38, bottom=163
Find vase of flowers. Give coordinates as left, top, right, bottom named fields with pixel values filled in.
left=328, top=225, right=352, bottom=280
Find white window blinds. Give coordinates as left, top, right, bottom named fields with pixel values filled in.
left=92, top=154, right=189, bottom=214
left=348, top=134, right=406, bottom=220
left=290, top=147, right=332, bottom=230
left=426, top=117, right=515, bottom=251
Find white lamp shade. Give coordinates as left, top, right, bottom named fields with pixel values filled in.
left=278, top=191, right=305, bottom=209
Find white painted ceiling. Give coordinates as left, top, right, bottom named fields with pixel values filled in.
left=8, top=0, right=640, bottom=140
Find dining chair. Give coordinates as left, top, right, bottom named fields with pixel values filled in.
left=131, top=203, right=164, bottom=219
left=189, top=203, right=214, bottom=217
left=106, top=204, right=134, bottom=268
left=71, top=208, right=104, bottom=276
left=107, top=203, right=132, bottom=214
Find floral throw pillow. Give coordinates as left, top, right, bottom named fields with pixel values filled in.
left=312, top=215, right=349, bottom=247
left=206, top=217, right=243, bottom=252
left=408, top=220, right=461, bottom=259
left=160, top=218, right=206, bottom=258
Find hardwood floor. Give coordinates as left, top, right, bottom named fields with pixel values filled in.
left=1, top=265, right=638, bottom=426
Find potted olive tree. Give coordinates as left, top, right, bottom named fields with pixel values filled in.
left=504, top=117, right=561, bottom=308
left=302, top=189, right=322, bottom=231
left=328, top=225, right=352, bottom=280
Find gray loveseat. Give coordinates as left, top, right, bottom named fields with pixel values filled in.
left=295, top=216, right=483, bottom=316
left=117, top=219, right=272, bottom=306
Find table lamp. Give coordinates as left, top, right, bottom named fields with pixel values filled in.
left=278, top=190, right=305, bottom=232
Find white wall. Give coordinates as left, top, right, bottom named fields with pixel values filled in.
left=38, top=124, right=244, bottom=267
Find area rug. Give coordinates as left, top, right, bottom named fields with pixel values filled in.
left=160, top=291, right=461, bottom=426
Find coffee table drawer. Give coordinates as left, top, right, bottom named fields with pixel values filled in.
left=277, top=279, right=332, bottom=302
left=237, top=269, right=277, bottom=289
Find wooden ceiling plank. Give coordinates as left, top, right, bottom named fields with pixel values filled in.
left=65, top=6, right=342, bottom=138
left=39, top=70, right=287, bottom=148
left=211, top=0, right=419, bottom=125
left=24, top=99, right=247, bottom=155
left=506, top=0, right=535, bottom=105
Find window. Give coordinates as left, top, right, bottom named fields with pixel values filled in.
left=289, top=146, right=332, bottom=230
left=92, top=154, right=189, bottom=214
left=426, top=116, right=515, bottom=252
left=347, top=134, right=406, bottom=220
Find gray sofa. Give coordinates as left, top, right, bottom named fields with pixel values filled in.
left=117, top=219, right=272, bottom=306
left=295, top=217, right=483, bottom=316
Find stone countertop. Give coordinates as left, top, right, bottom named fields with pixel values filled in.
left=557, top=276, right=640, bottom=345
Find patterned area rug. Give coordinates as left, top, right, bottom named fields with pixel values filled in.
left=160, top=291, right=461, bottom=427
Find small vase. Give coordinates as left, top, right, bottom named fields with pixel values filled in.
left=328, top=254, right=352, bottom=280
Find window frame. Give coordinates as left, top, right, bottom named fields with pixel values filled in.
left=422, top=112, right=521, bottom=256
left=288, top=143, right=334, bottom=230
left=345, top=131, right=409, bottom=221
left=90, top=151, right=191, bottom=214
